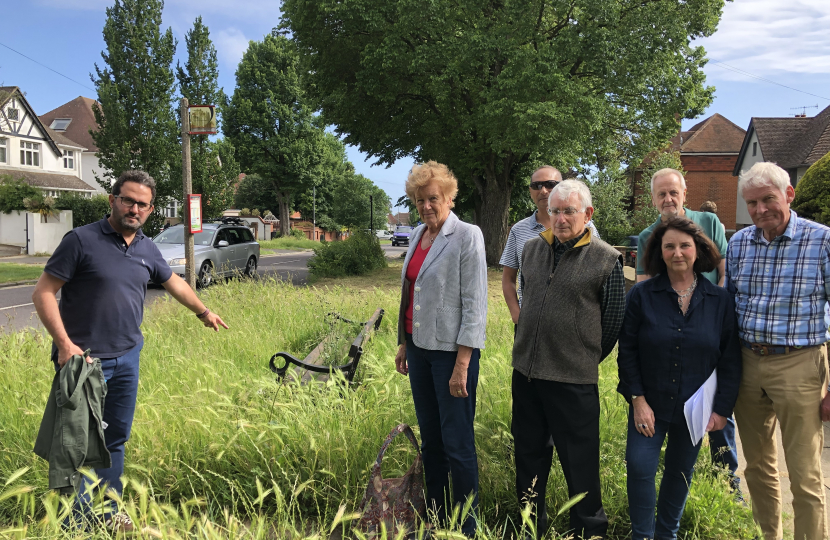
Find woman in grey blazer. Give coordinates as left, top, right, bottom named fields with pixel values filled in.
left=394, top=161, right=488, bottom=537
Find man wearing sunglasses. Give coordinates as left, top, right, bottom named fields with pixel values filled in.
left=32, top=170, right=228, bottom=531
left=500, top=166, right=598, bottom=326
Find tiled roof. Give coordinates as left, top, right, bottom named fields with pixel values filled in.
left=5, top=170, right=96, bottom=191
left=669, top=114, right=746, bottom=154
left=43, top=126, right=86, bottom=150
left=745, top=104, right=830, bottom=169
left=39, top=96, right=100, bottom=152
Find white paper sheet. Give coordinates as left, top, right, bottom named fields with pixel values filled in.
left=684, top=369, right=717, bottom=446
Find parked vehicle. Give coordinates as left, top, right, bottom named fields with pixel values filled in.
left=376, top=229, right=393, bottom=239
left=391, top=225, right=413, bottom=247
left=153, top=218, right=260, bottom=287
left=625, top=235, right=639, bottom=267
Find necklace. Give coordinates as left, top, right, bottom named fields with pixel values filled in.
left=672, top=273, right=697, bottom=312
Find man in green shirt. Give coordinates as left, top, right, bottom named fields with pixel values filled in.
left=636, top=168, right=726, bottom=285
left=634, top=167, right=739, bottom=499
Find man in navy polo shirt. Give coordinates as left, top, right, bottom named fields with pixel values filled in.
left=32, top=170, right=228, bottom=530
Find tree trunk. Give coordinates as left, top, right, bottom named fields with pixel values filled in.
left=473, top=168, right=513, bottom=267
left=277, top=191, right=291, bottom=237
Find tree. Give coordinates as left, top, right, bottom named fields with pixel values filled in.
left=0, top=176, right=42, bottom=213
left=293, top=133, right=355, bottom=231
left=282, top=0, right=719, bottom=265
left=331, top=173, right=391, bottom=231
left=224, top=33, right=323, bottom=236
left=91, top=0, right=179, bottom=236
left=793, top=152, right=830, bottom=225
left=234, top=173, right=280, bottom=215
left=176, top=17, right=239, bottom=218
left=589, top=165, right=635, bottom=246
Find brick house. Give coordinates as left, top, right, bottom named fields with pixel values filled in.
left=631, top=113, right=746, bottom=232
left=732, top=104, right=830, bottom=229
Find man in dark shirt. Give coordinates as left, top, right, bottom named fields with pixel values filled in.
left=32, top=170, right=228, bottom=531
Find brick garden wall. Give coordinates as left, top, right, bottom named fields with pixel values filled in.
left=683, top=155, right=739, bottom=231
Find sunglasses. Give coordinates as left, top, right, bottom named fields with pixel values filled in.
left=529, top=180, right=559, bottom=191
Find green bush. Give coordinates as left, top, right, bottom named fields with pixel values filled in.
left=290, top=228, right=306, bottom=239
left=0, top=175, right=42, bottom=213
left=55, top=192, right=111, bottom=228
left=792, top=152, right=830, bottom=225
left=308, top=231, right=387, bottom=278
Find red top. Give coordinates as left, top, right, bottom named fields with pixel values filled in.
left=404, top=241, right=432, bottom=334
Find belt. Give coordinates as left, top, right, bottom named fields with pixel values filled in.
left=740, top=339, right=818, bottom=356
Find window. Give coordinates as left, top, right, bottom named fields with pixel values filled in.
left=19, top=141, right=40, bottom=167
left=752, top=142, right=757, bottom=157
left=50, top=118, right=72, bottom=131
left=240, top=228, right=254, bottom=243
left=0, top=137, right=6, bottom=164
left=6, top=108, right=19, bottom=121
left=63, top=150, right=74, bottom=169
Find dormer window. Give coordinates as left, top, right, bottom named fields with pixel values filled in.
left=6, top=108, right=19, bottom=122
left=20, top=141, right=40, bottom=167
left=63, top=149, right=74, bottom=169
left=51, top=118, right=72, bottom=131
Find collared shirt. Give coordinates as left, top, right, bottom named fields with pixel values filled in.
left=726, top=210, right=830, bottom=346
left=500, top=210, right=599, bottom=306
left=44, top=217, right=172, bottom=358
left=554, top=231, right=626, bottom=359
left=618, top=272, right=742, bottom=423
left=636, top=208, right=727, bottom=284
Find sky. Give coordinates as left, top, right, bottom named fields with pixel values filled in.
left=2, top=0, right=829, bottom=210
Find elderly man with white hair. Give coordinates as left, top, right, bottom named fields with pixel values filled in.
left=727, top=161, right=830, bottom=540
left=511, top=180, right=625, bottom=540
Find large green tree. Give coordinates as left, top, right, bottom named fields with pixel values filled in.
left=224, top=32, right=323, bottom=236
left=176, top=17, right=239, bottom=218
left=282, top=0, right=720, bottom=264
left=91, top=0, right=179, bottom=235
left=793, top=152, right=830, bottom=225
left=293, top=133, right=355, bottom=231
left=331, top=173, right=391, bottom=231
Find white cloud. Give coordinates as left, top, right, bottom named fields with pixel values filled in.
left=698, top=0, right=830, bottom=76
left=214, top=27, right=251, bottom=70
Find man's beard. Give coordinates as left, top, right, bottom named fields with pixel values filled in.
left=661, top=206, right=680, bottom=219
left=114, top=209, right=146, bottom=232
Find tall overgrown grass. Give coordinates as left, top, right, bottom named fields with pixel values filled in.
left=0, top=269, right=757, bottom=538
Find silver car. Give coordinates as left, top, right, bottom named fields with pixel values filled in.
left=153, top=221, right=260, bottom=287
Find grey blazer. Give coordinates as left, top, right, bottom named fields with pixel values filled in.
left=397, top=211, right=488, bottom=351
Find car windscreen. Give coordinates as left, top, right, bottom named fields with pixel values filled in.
left=154, top=228, right=215, bottom=246
left=395, top=227, right=413, bottom=233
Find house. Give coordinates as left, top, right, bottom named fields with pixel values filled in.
left=631, top=113, right=746, bottom=232
left=733, top=104, right=830, bottom=228
left=388, top=211, right=411, bottom=228
left=0, top=87, right=96, bottom=198
left=38, top=96, right=106, bottom=194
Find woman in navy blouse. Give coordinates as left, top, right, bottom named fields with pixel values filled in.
left=617, top=216, right=741, bottom=540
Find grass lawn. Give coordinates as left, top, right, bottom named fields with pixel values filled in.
left=259, top=237, right=321, bottom=250
left=0, top=269, right=757, bottom=539
left=0, top=263, right=43, bottom=284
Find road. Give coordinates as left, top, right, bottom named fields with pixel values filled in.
left=0, top=245, right=407, bottom=334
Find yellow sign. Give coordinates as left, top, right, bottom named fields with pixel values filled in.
left=188, top=105, right=217, bottom=135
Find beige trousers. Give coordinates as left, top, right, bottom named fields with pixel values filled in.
left=733, top=345, right=828, bottom=540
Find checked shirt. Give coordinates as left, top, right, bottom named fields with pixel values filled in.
left=726, top=210, right=830, bottom=347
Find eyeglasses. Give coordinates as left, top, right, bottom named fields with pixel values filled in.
left=547, top=207, right=582, bottom=217
left=115, top=196, right=153, bottom=212
left=530, top=180, right=559, bottom=191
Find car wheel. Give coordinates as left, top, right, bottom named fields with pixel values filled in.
left=198, top=261, right=213, bottom=288
left=244, top=256, right=257, bottom=277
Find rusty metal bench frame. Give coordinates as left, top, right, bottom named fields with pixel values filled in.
left=269, top=308, right=385, bottom=384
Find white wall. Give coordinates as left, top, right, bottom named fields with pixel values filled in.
left=237, top=216, right=273, bottom=240
left=735, top=130, right=764, bottom=227
left=0, top=211, right=72, bottom=254
left=28, top=211, right=73, bottom=255
left=80, top=151, right=106, bottom=193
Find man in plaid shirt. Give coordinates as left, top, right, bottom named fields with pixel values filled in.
left=726, top=161, right=830, bottom=540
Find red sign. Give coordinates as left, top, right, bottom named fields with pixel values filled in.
left=188, top=194, right=202, bottom=233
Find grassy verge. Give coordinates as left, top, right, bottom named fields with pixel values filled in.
left=259, top=237, right=321, bottom=250
left=0, top=272, right=756, bottom=539
left=0, top=263, right=44, bottom=284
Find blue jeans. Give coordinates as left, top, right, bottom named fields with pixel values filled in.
left=56, top=343, right=142, bottom=518
left=708, top=416, right=739, bottom=485
left=626, top=408, right=701, bottom=540
left=406, top=336, right=479, bottom=536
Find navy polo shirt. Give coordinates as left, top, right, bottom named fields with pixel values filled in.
left=44, top=217, right=172, bottom=358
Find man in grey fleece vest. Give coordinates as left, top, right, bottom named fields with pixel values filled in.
left=512, top=180, right=625, bottom=540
